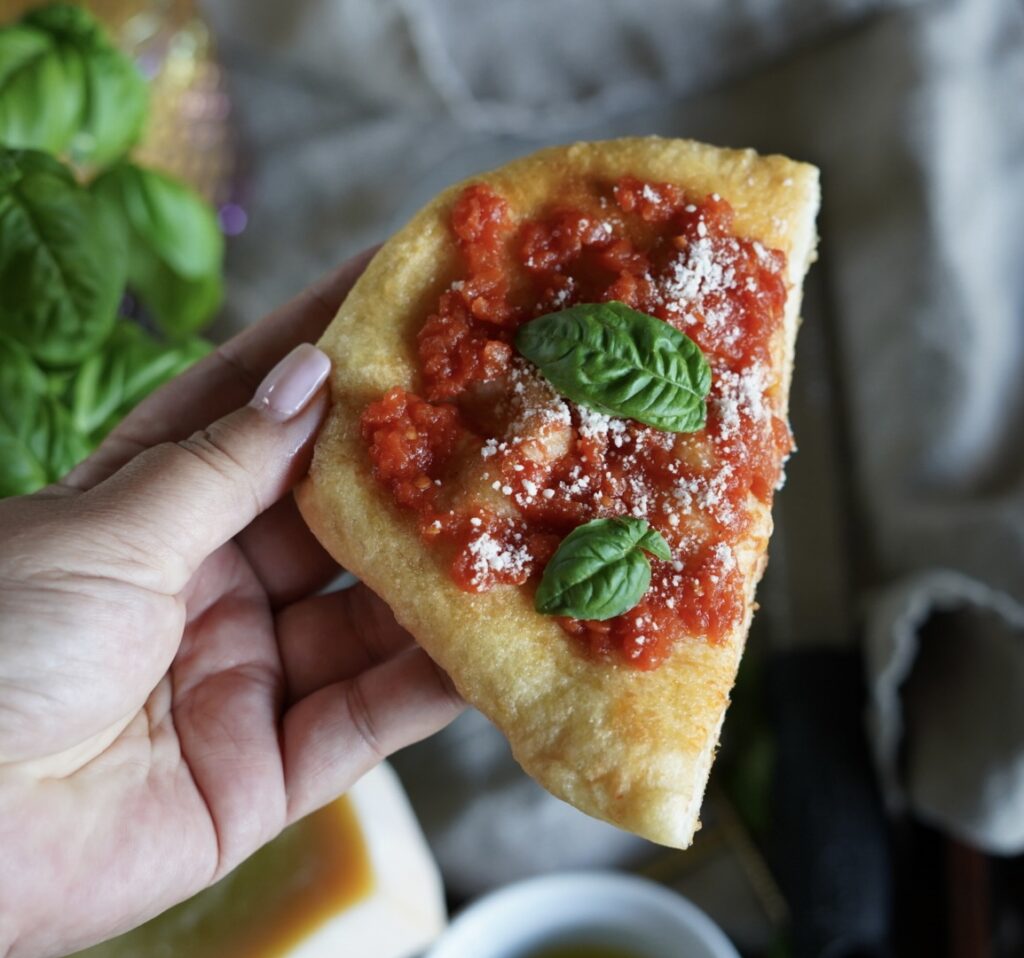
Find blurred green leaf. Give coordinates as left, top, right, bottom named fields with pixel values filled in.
left=93, top=162, right=222, bottom=279
left=9, top=3, right=148, bottom=166
left=0, top=23, right=83, bottom=154
left=92, top=163, right=224, bottom=336
left=47, top=368, right=75, bottom=399
left=0, top=148, right=124, bottom=366
left=21, top=4, right=106, bottom=45
left=0, top=332, right=90, bottom=496
left=74, top=41, right=148, bottom=167
left=70, top=322, right=210, bottom=440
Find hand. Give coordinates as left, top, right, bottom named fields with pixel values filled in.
left=0, top=252, right=464, bottom=958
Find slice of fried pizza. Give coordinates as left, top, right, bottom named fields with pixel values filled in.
left=297, top=137, right=819, bottom=848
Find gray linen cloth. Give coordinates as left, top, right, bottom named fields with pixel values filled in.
left=202, top=0, right=1024, bottom=873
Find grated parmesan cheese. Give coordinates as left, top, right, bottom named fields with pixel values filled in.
left=659, top=237, right=737, bottom=328
left=577, top=406, right=630, bottom=447
left=712, top=364, right=769, bottom=442
left=467, top=532, right=532, bottom=586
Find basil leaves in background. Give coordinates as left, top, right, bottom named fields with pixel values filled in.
left=515, top=301, right=711, bottom=433
left=0, top=149, right=123, bottom=365
left=535, top=517, right=671, bottom=620
left=0, top=23, right=82, bottom=154
left=0, top=318, right=208, bottom=496
left=70, top=323, right=211, bottom=441
left=93, top=163, right=225, bottom=336
left=0, top=334, right=89, bottom=497
left=1, top=3, right=147, bottom=167
left=0, top=5, right=224, bottom=497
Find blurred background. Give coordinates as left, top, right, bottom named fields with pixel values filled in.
left=1, top=1, right=1023, bottom=956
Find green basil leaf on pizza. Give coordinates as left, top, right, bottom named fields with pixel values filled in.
left=514, top=301, right=711, bottom=433
left=534, top=516, right=672, bottom=620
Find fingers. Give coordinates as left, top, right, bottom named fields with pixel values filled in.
left=235, top=495, right=340, bottom=608
left=281, top=646, right=465, bottom=823
left=276, top=585, right=414, bottom=702
left=67, top=248, right=376, bottom=489
left=72, top=345, right=331, bottom=596
left=170, top=582, right=288, bottom=874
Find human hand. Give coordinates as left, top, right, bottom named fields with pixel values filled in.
left=0, top=251, right=465, bottom=958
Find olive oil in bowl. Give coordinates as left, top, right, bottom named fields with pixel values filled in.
left=524, top=946, right=649, bottom=958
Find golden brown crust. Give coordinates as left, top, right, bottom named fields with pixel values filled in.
left=296, top=137, right=820, bottom=848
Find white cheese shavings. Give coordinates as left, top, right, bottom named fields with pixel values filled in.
left=577, top=406, right=630, bottom=446
left=712, top=364, right=769, bottom=441
left=551, top=284, right=573, bottom=307
left=660, top=237, right=737, bottom=325
left=712, top=541, right=737, bottom=571
left=467, top=533, right=532, bottom=587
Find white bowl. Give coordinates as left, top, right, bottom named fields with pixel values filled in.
left=426, top=870, right=740, bottom=958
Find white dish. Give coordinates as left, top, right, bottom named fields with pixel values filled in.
left=425, top=870, right=739, bottom=958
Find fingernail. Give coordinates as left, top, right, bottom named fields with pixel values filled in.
left=250, top=343, right=331, bottom=422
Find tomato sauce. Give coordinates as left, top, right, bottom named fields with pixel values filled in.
left=361, top=177, right=791, bottom=669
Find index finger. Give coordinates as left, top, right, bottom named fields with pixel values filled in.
left=65, top=247, right=376, bottom=490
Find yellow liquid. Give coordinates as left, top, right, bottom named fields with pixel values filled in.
left=526, top=947, right=648, bottom=958
left=72, top=796, right=372, bottom=958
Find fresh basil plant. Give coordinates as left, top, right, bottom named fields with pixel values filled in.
left=0, top=4, right=226, bottom=498
left=92, top=163, right=225, bottom=336
left=535, top=516, right=672, bottom=620
left=0, top=148, right=124, bottom=365
left=1, top=3, right=147, bottom=167
left=0, top=333, right=90, bottom=497
left=69, top=323, right=211, bottom=441
left=515, top=301, right=712, bottom=433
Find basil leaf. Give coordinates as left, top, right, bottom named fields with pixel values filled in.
left=535, top=516, right=671, bottom=620
left=22, top=5, right=106, bottom=48
left=21, top=3, right=147, bottom=167
left=0, top=23, right=83, bottom=154
left=73, top=40, right=148, bottom=168
left=46, top=368, right=75, bottom=399
left=0, top=5, right=146, bottom=165
left=70, top=322, right=210, bottom=440
left=0, top=333, right=90, bottom=497
left=515, top=301, right=712, bottom=433
left=130, top=251, right=224, bottom=336
left=92, top=163, right=224, bottom=335
left=0, top=148, right=123, bottom=366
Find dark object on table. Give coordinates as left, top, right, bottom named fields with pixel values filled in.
left=768, top=649, right=893, bottom=958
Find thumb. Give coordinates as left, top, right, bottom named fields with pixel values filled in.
left=78, top=343, right=333, bottom=594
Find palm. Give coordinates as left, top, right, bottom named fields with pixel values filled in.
left=0, top=255, right=462, bottom=958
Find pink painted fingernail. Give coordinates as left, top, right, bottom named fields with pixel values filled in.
left=250, top=343, right=331, bottom=421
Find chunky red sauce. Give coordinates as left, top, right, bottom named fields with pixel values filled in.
left=360, top=178, right=791, bottom=668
